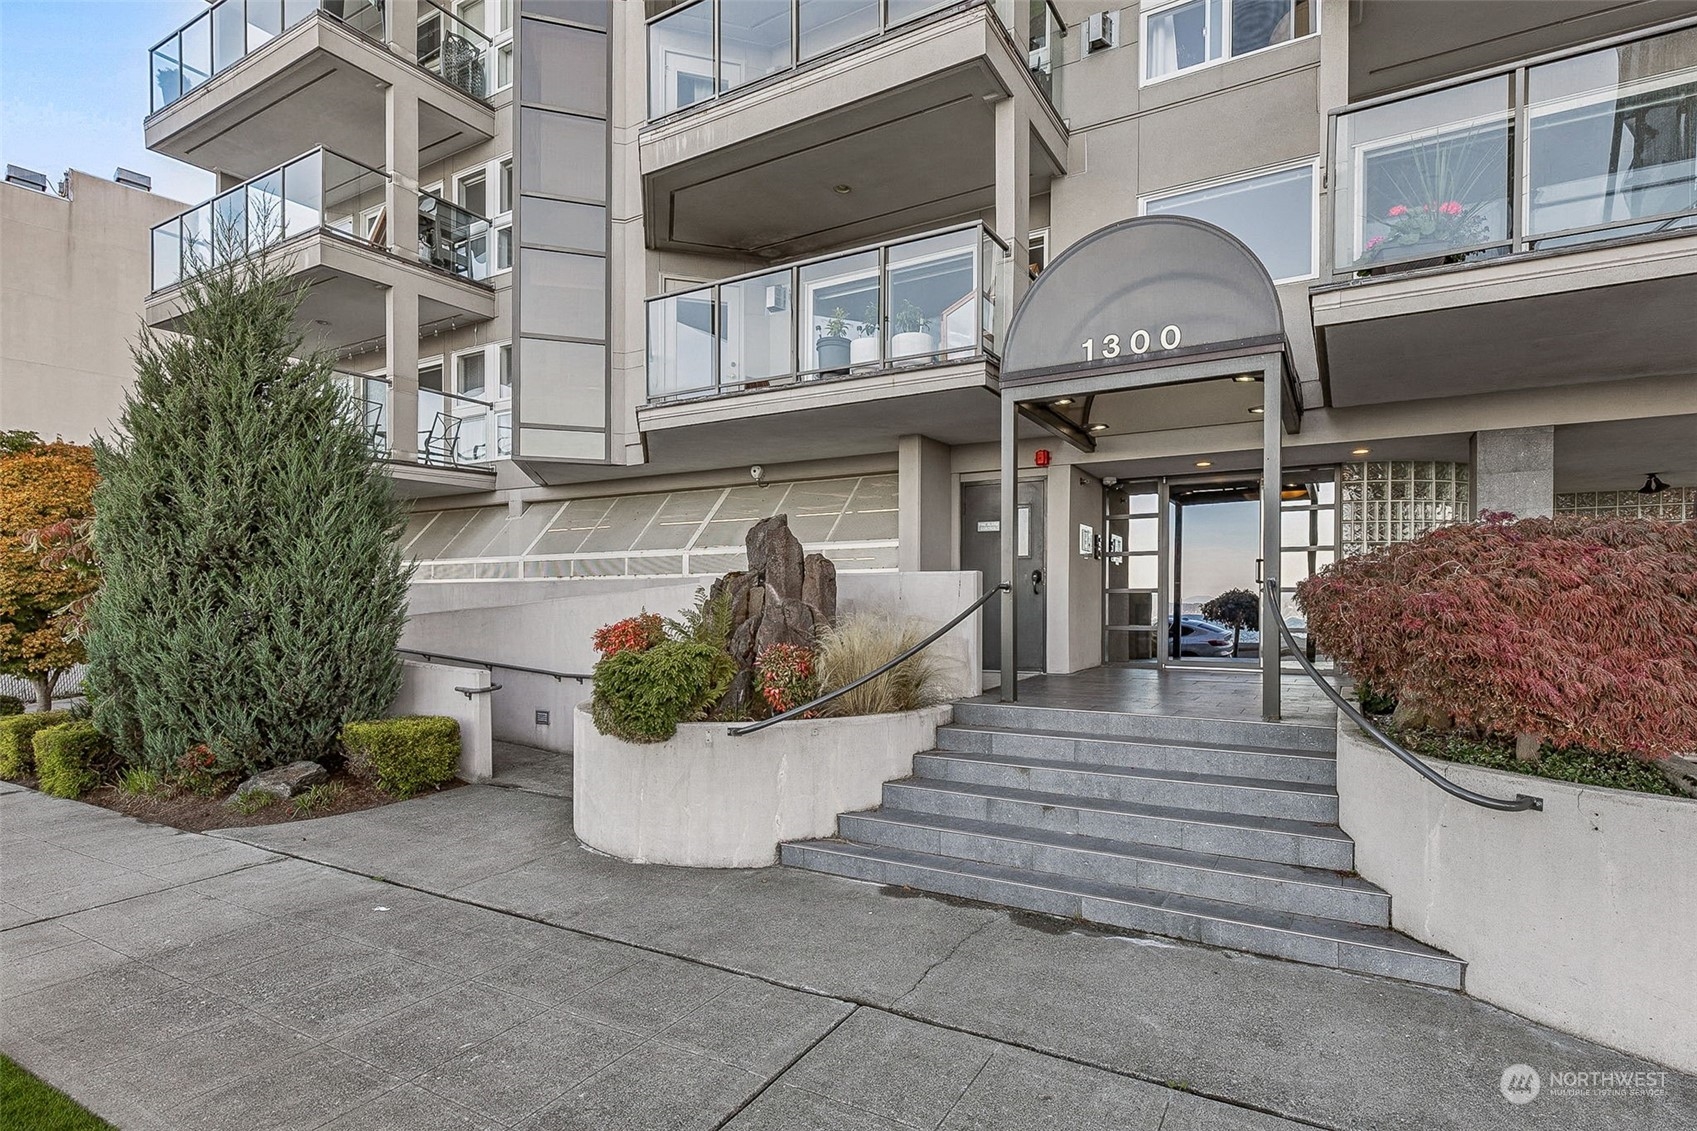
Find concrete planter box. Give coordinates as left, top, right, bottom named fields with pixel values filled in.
left=1336, top=722, right=1697, bottom=1073
left=573, top=703, right=950, bottom=868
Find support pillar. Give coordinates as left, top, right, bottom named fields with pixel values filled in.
left=1260, top=362, right=1283, bottom=722
left=897, top=435, right=952, bottom=572
left=387, top=287, right=420, bottom=462
left=995, top=97, right=1032, bottom=311
left=1000, top=396, right=1018, bottom=702
left=385, top=81, right=420, bottom=263
left=1471, top=426, right=1555, bottom=519
left=384, top=0, right=420, bottom=63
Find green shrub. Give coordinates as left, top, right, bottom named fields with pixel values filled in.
left=341, top=716, right=459, bottom=798
left=591, top=640, right=733, bottom=743
left=292, top=780, right=346, bottom=816
left=229, top=788, right=278, bottom=815
left=0, top=710, right=70, bottom=778
left=0, top=696, right=23, bottom=717
left=117, top=766, right=168, bottom=797
left=1397, top=728, right=1678, bottom=796
left=33, top=721, right=113, bottom=799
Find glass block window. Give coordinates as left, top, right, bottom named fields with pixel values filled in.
left=1556, top=488, right=1694, bottom=520
left=404, top=473, right=900, bottom=577
left=1339, top=461, right=1470, bottom=555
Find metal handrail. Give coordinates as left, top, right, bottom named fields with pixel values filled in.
left=728, top=582, right=1011, bottom=736
left=398, top=648, right=591, bottom=683
left=1260, top=579, right=1542, bottom=813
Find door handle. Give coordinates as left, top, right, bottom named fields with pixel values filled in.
left=1031, top=569, right=1043, bottom=593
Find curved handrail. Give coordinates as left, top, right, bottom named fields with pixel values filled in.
left=1261, top=579, right=1542, bottom=813
left=729, top=583, right=1012, bottom=736
left=398, top=648, right=591, bottom=683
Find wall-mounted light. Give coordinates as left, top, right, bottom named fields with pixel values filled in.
left=1639, top=472, right=1669, bottom=495
left=1248, top=406, right=1265, bottom=415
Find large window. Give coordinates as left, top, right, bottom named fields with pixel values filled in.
left=1142, top=0, right=1313, bottom=84
left=1142, top=162, right=1317, bottom=281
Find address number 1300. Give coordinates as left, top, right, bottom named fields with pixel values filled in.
left=1081, top=325, right=1182, bottom=361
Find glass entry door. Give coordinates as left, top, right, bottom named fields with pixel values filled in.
left=1167, top=480, right=1263, bottom=668
left=1104, top=482, right=1160, bottom=661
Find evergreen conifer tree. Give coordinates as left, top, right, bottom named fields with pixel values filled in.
left=86, top=241, right=410, bottom=774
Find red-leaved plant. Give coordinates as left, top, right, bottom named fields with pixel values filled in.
left=591, top=613, right=665, bottom=658
left=1296, top=515, right=1697, bottom=759
left=755, top=642, right=819, bottom=716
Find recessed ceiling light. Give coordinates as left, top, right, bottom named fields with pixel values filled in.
left=1248, top=406, right=1266, bottom=415
left=1233, top=375, right=1258, bottom=383
left=1088, top=423, right=1109, bottom=432
left=833, top=184, right=852, bottom=194
left=1351, top=447, right=1371, bottom=456
left=1195, top=460, right=1213, bottom=468
left=1053, top=398, right=1073, bottom=406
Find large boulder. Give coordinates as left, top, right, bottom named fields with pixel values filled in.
left=227, top=759, right=327, bottom=805
left=747, top=514, right=805, bottom=599
left=801, top=553, right=837, bottom=627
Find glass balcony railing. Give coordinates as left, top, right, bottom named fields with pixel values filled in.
left=646, top=0, right=1063, bottom=120
left=416, top=2, right=494, bottom=100
left=336, top=370, right=391, bottom=454
left=149, top=149, right=493, bottom=291
left=149, top=0, right=385, bottom=113
left=418, top=387, right=508, bottom=467
left=1332, top=21, right=1697, bottom=277
left=646, top=223, right=1009, bottom=403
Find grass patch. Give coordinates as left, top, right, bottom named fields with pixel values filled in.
left=1, top=1055, right=114, bottom=1130
left=291, top=780, right=346, bottom=816
left=228, top=788, right=278, bottom=815
left=117, top=766, right=168, bottom=797
left=1397, top=729, right=1677, bottom=796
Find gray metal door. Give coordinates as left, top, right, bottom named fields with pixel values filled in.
left=961, top=480, right=1045, bottom=672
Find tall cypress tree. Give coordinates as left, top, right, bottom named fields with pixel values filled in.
left=87, top=248, right=411, bottom=774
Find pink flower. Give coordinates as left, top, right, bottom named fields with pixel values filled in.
left=1387, top=205, right=1408, bottom=217
left=1439, top=200, right=1464, bottom=217
left=1364, top=235, right=1386, bottom=251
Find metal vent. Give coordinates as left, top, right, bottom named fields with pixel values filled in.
left=5, top=165, right=48, bottom=192
left=114, top=168, right=152, bottom=191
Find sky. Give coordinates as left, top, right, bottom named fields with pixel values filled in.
left=1, top=0, right=216, bottom=203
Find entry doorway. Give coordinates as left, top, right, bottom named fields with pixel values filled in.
left=1168, top=480, right=1262, bottom=668
left=961, top=480, right=1046, bottom=673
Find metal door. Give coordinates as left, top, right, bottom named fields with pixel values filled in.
left=961, top=480, right=1046, bottom=672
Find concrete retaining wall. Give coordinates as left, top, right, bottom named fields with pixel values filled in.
left=389, top=659, right=493, bottom=782
left=574, top=703, right=951, bottom=867
left=404, top=571, right=983, bottom=753
left=1336, top=723, right=1697, bottom=1074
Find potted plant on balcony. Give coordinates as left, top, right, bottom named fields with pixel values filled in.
left=1359, top=200, right=1491, bottom=271
left=891, top=299, right=936, bottom=361
left=815, top=308, right=851, bottom=376
left=850, top=301, right=881, bottom=369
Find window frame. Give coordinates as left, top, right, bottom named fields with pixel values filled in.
left=1139, top=0, right=1319, bottom=88
left=448, top=155, right=514, bottom=278
left=1137, top=158, right=1321, bottom=283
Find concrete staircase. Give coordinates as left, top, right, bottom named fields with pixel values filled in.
left=782, top=698, right=1465, bottom=990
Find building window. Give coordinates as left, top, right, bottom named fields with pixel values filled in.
left=499, top=343, right=513, bottom=391
left=1142, top=0, right=1313, bottom=84
left=1341, top=461, right=1469, bottom=554
left=456, top=350, right=487, bottom=397
left=1028, top=229, right=1048, bottom=277
left=1142, top=162, right=1317, bottom=282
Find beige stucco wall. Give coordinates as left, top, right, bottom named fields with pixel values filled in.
left=0, top=171, right=188, bottom=443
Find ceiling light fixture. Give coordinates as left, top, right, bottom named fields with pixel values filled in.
left=1089, top=423, right=1109, bottom=432
left=1248, top=406, right=1265, bottom=415
left=1053, top=398, right=1073, bottom=406
left=1639, top=472, right=1669, bottom=495
left=1233, top=375, right=1258, bottom=383
left=1351, top=447, right=1371, bottom=456
left=1195, top=460, right=1213, bottom=468
left=833, top=184, right=852, bottom=195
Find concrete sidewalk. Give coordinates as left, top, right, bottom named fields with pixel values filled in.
left=3, top=782, right=1692, bottom=1131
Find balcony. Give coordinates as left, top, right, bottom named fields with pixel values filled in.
left=418, top=387, right=509, bottom=468
left=1312, top=20, right=1697, bottom=407
left=639, top=224, right=1010, bottom=464
left=146, top=149, right=497, bottom=350
left=639, top=0, right=1067, bottom=258
left=336, top=373, right=502, bottom=497
left=145, top=0, right=496, bottom=182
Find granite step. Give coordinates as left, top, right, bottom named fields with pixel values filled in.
left=951, top=700, right=1335, bottom=753
left=881, top=778, right=1356, bottom=870
left=911, top=750, right=1339, bottom=822
left=835, top=808, right=1390, bottom=926
left=935, top=723, right=1337, bottom=785
left=781, top=839, right=1463, bottom=990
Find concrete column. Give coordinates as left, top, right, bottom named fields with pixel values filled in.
left=897, top=435, right=953, bottom=572
left=995, top=97, right=1032, bottom=312
left=1472, top=426, right=1555, bottom=519
left=388, top=287, right=420, bottom=462
left=1261, top=359, right=1283, bottom=722
left=384, top=0, right=420, bottom=63
left=385, top=83, right=420, bottom=261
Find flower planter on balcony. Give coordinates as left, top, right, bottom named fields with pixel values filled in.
left=573, top=703, right=950, bottom=868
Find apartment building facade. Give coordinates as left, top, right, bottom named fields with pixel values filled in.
left=139, top=0, right=1697, bottom=689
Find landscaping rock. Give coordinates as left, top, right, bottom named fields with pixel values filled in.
left=747, top=514, right=805, bottom=598
left=802, top=553, right=837, bottom=626
left=1659, top=754, right=1697, bottom=798
left=231, top=760, right=327, bottom=802
left=710, top=516, right=839, bottom=720
left=755, top=589, right=815, bottom=654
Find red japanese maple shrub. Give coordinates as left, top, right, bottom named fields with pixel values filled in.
left=1296, top=515, right=1697, bottom=759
